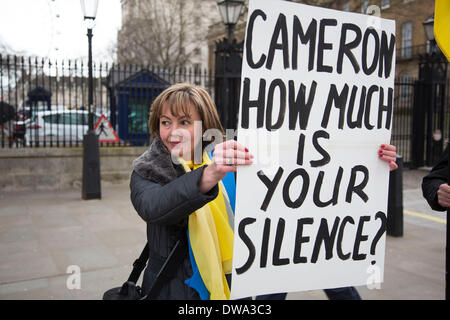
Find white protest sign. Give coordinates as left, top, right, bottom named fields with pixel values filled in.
left=231, top=0, right=396, bottom=299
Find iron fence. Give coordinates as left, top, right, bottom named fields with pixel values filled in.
left=0, top=54, right=214, bottom=148
left=391, top=77, right=416, bottom=165
left=396, top=44, right=427, bottom=61
left=392, top=77, right=450, bottom=167
left=2, top=54, right=450, bottom=169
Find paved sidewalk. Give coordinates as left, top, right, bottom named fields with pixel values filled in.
left=0, top=168, right=446, bottom=300
left=0, top=183, right=147, bottom=299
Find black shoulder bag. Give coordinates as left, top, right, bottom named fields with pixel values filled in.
left=102, top=237, right=187, bottom=300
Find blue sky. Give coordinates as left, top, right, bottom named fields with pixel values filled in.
left=0, top=0, right=122, bottom=62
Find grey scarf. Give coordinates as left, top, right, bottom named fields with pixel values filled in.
left=132, top=136, right=185, bottom=185
left=133, top=136, right=235, bottom=231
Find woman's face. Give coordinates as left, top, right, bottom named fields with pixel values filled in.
left=159, top=102, right=202, bottom=160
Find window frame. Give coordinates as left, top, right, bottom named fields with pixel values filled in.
left=401, top=21, right=413, bottom=58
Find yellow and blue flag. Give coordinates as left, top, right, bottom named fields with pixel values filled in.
left=435, top=0, right=450, bottom=61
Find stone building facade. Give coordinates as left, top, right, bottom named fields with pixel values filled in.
left=328, top=0, right=435, bottom=80
left=207, top=0, right=436, bottom=80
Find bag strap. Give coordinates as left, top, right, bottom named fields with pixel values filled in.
left=127, top=243, right=149, bottom=284
left=142, top=236, right=188, bottom=300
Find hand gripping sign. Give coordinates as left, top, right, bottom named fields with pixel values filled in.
left=231, top=0, right=396, bottom=299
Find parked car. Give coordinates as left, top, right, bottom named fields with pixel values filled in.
left=24, top=110, right=100, bottom=146
left=17, top=105, right=68, bottom=122
left=11, top=105, right=70, bottom=145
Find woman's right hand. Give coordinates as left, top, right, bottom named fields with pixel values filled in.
left=199, top=140, right=253, bottom=194
left=437, top=183, right=450, bottom=208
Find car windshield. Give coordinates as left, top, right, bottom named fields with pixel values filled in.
left=39, top=112, right=99, bottom=126
left=42, top=114, right=60, bottom=124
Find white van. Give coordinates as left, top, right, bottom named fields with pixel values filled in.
left=25, top=110, right=100, bottom=146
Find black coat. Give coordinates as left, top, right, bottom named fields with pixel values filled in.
left=130, top=137, right=219, bottom=299
left=421, top=146, right=449, bottom=212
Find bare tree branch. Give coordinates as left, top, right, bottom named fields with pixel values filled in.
left=117, top=0, right=207, bottom=69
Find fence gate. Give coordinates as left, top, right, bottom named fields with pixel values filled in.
left=391, top=78, right=416, bottom=166
left=411, top=53, right=448, bottom=167
left=214, top=38, right=243, bottom=132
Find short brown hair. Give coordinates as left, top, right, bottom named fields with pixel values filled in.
left=148, top=83, right=224, bottom=137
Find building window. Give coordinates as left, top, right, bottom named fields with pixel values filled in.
left=401, top=22, right=413, bottom=58
left=400, top=75, right=411, bottom=98
left=128, top=98, right=148, bottom=134
left=381, top=0, right=390, bottom=9
left=342, top=1, right=350, bottom=12
left=361, top=0, right=369, bottom=13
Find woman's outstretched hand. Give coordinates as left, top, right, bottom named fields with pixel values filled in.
left=379, top=144, right=398, bottom=171
left=199, top=140, right=253, bottom=194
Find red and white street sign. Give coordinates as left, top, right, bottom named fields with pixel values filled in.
left=94, top=114, right=120, bottom=143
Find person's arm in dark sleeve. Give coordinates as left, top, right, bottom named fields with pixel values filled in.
left=130, top=165, right=219, bottom=225
left=422, top=146, right=449, bottom=212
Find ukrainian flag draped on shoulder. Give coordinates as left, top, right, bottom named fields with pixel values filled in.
left=178, top=152, right=235, bottom=300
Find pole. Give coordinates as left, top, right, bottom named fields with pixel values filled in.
left=82, top=27, right=101, bottom=200
left=387, top=155, right=404, bottom=237
left=433, top=0, right=450, bottom=301
left=227, top=24, right=234, bottom=41
left=447, top=145, right=449, bottom=300
left=225, top=23, right=235, bottom=130
left=87, top=28, right=94, bottom=131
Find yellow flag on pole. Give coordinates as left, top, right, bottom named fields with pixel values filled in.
left=435, top=0, right=450, bottom=61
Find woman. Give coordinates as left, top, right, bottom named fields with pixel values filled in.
left=131, top=83, right=250, bottom=300
left=130, top=83, right=398, bottom=300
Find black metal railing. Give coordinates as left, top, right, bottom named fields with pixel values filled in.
left=2, top=54, right=450, bottom=168
left=391, top=77, right=416, bottom=165
left=392, top=77, right=450, bottom=167
left=396, top=44, right=428, bottom=61
left=0, top=54, right=214, bottom=148
left=214, top=38, right=243, bottom=131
